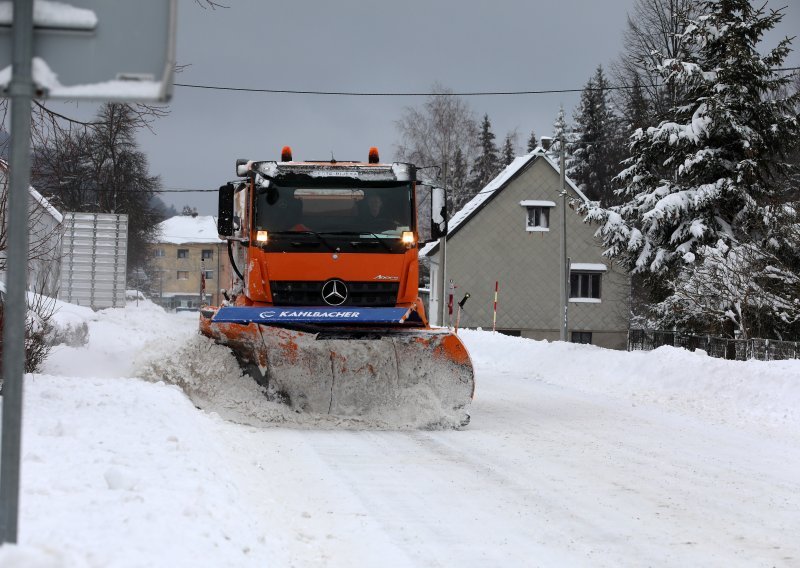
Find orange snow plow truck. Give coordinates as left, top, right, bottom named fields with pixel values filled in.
left=200, top=147, right=474, bottom=424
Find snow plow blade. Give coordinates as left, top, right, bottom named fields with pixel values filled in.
left=199, top=307, right=474, bottom=424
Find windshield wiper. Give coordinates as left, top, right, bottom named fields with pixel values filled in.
left=320, top=231, right=392, bottom=251
left=270, top=230, right=336, bottom=251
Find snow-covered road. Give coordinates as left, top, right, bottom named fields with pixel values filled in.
left=1, top=301, right=798, bottom=567
left=215, top=362, right=799, bottom=567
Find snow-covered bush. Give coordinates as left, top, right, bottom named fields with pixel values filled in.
left=0, top=291, right=56, bottom=375
left=47, top=318, right=89, bottom=348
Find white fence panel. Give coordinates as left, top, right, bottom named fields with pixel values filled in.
left=59, top=212, right=128, bottom=309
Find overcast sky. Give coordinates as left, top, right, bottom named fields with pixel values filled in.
left=58, top=0, right=800, bottom=214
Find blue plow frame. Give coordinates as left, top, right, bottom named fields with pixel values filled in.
left=212, top=306, right=415, bottom=325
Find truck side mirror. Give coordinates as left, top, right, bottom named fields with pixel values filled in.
left=217, top=183, right=236, bottom=237
left=430, top=185, right=448, bottom=241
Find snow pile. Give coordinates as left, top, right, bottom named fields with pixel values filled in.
left=46, top=296, right=95, bottom=348
left=460, top=329, right=800, bottom=435
left=137, top=334, right=467, bottom=430
left=44, top=300, right=188, bottom=379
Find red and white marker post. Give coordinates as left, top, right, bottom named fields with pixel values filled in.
left=492, top=281, right=499, bottom=333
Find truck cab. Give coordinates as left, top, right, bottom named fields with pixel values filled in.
left=218, top=148, right=445, bottom=312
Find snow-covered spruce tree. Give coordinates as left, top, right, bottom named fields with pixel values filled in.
left=545, top=105, right=570, bottom=161
left=466, top=114, right=500, bottom=200
left=587, top=0, right=800, bottom=339
left=651, top=237, right=800, bottom=338
left=569, top=66, right=627, bottom=204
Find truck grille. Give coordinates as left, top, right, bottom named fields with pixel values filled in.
left=270, top=281, right=399, bottom=307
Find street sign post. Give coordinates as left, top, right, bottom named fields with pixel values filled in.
left=0, top=0, right=176, bottom=544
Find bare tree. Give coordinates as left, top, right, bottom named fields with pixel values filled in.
left=612, top=0, right=697, bottom=121
left=395, top=84, right=479, bottom=216
left=33, top=104, right=165, bottom=275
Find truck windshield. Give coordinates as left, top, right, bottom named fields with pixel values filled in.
left=255, top=184, right=413, bottom=236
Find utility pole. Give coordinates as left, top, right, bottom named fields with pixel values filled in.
left=437, top=161, right=448, bottom=327
left=559, top=133, right=569, bottom=342
left=1, top=0, right=34, bottom=544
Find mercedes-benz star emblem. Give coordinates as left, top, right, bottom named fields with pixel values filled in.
left=321, top=279, right=348, bottom=306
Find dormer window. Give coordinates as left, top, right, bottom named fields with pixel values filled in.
left=519, top=200, right=555, bottom=232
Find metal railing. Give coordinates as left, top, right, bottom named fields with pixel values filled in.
left=628, top=329, right=800, bottom=361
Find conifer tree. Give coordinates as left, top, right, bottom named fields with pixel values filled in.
left=588, top=0, right=800, bottom=338
left=624, top=74, right=650, bottom=136
left=526, top=129, right=538, bottom=153
left=546, top=105, right=569, bottom=161
left=450, top=147, right=469, bottom=201
left=501, top=133, right=516, bottom=166
left=569, top=66, right=625, bottom=203
left=465, top=114, right=500, bottom=203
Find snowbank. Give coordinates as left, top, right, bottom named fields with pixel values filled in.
left=0, top=302, right=797, bottom=566
left=460, top=329, right=800, bottom=435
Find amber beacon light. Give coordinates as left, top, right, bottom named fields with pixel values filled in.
left=368, top=147, right=380, bottom=163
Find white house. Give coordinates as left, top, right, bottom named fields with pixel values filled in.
left=0, top=159, right=64, bottom=298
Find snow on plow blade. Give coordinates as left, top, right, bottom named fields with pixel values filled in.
left=200, top=307, right=474, bottom=424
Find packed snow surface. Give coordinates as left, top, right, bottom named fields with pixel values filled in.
left=1, top=300, right=798, bottom=566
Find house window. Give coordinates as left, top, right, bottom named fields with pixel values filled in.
left=153, top=248, right=165, bottom=257
left=177, top=271, right=189, bottom=280
left=201, top=249, right=213, bottom=260
left=519, top=200, right=555, bottom=232
left=571, top=331, right=593, bottom=344
left=570, top=272, right=602, bottom=300
left=527, top=207, right=549, bottom=229
left=203, top=270, right=214, bottom=280
left=177, top=249, right=189, bottom=259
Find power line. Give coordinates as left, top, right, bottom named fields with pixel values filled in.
left=174, top=83, right=591, bottom=96
left=173, top=67, right=800, bottom=97
left=160, top=187, right=218, bottom=192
